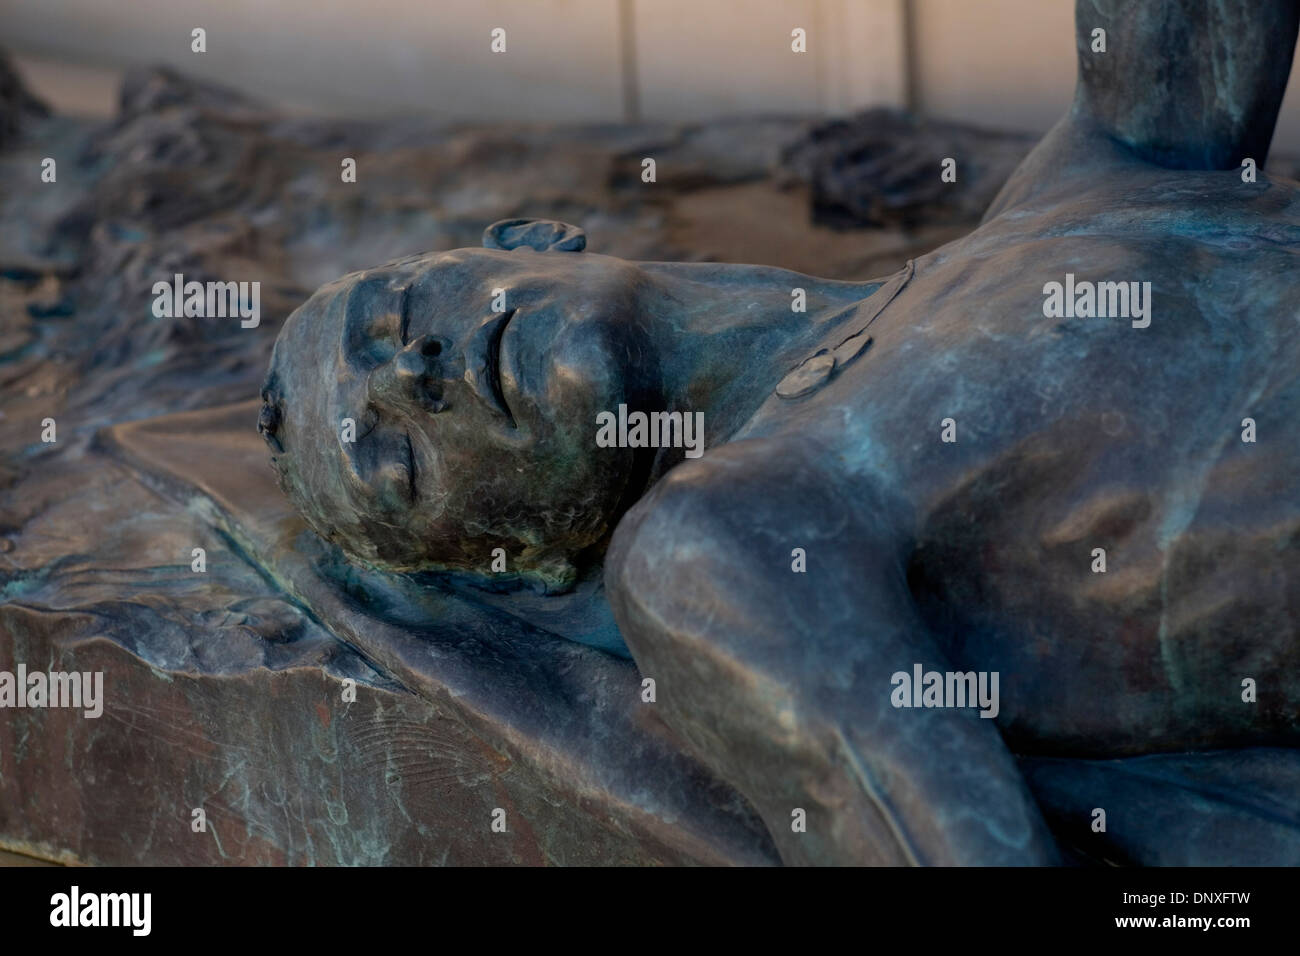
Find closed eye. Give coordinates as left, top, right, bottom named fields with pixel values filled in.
left=340, top=422, right=415, bottom=508
left=355, top=408, right=379, bottom=441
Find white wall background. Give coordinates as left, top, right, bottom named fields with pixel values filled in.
left=4, top=0, right=1300, bottom=152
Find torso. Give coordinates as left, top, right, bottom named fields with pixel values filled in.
left=740, top=167, right=1300, bottom=755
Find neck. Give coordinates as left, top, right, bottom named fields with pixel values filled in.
left=1074, top=0, right=1299, bottom=170
left=637, top=261, right=880, bottom=450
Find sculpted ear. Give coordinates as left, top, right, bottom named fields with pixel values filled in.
left=482, top=218, right=587, bottom=252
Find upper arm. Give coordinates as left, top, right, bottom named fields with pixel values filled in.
left=605, top=437, right=916, bottom=680
left=603, top=438, right=1060, bottom=865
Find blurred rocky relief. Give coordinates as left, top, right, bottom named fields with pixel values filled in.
left=12, top=50, right=1295, bottom=463
left=0, top=51, right=1050, bottom=453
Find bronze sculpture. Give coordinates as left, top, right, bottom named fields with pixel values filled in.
left=261, top=0, right=1300, bottom=865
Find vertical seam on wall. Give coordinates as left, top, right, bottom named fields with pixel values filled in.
left=619, top=0, right=641, bottom=123
left=901, top=0, right=920, bottom=113
left=813, top=0, right=828, bottom=116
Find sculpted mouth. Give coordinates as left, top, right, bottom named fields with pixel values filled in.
left=466, top=309, right=517, bottom=427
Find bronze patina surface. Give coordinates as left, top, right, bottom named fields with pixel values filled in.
left=261, top=0, right=1300, bottom=865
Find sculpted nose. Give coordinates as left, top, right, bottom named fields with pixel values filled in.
left=367, top=335, right=455, bottom=413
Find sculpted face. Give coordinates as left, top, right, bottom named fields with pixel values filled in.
left=261, top=229, right=657, bottom=591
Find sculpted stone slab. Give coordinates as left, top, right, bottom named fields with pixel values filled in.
left=1, top=402, right=778, bottom=865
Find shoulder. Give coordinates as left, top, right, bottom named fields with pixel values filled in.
left=605, top=437, right=909, bottom=614
left=608, top=440, right=796, bottom=577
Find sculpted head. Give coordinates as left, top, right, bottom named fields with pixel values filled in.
left=259, top=220, right=659, bottom=593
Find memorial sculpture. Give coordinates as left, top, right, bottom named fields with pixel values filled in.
left=259, top=0, right=1300, bottom=864
left=1, top=46, right=906, bottom=868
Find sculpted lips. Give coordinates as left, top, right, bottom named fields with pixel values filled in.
left=464, top=309, right=517, bottom=426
